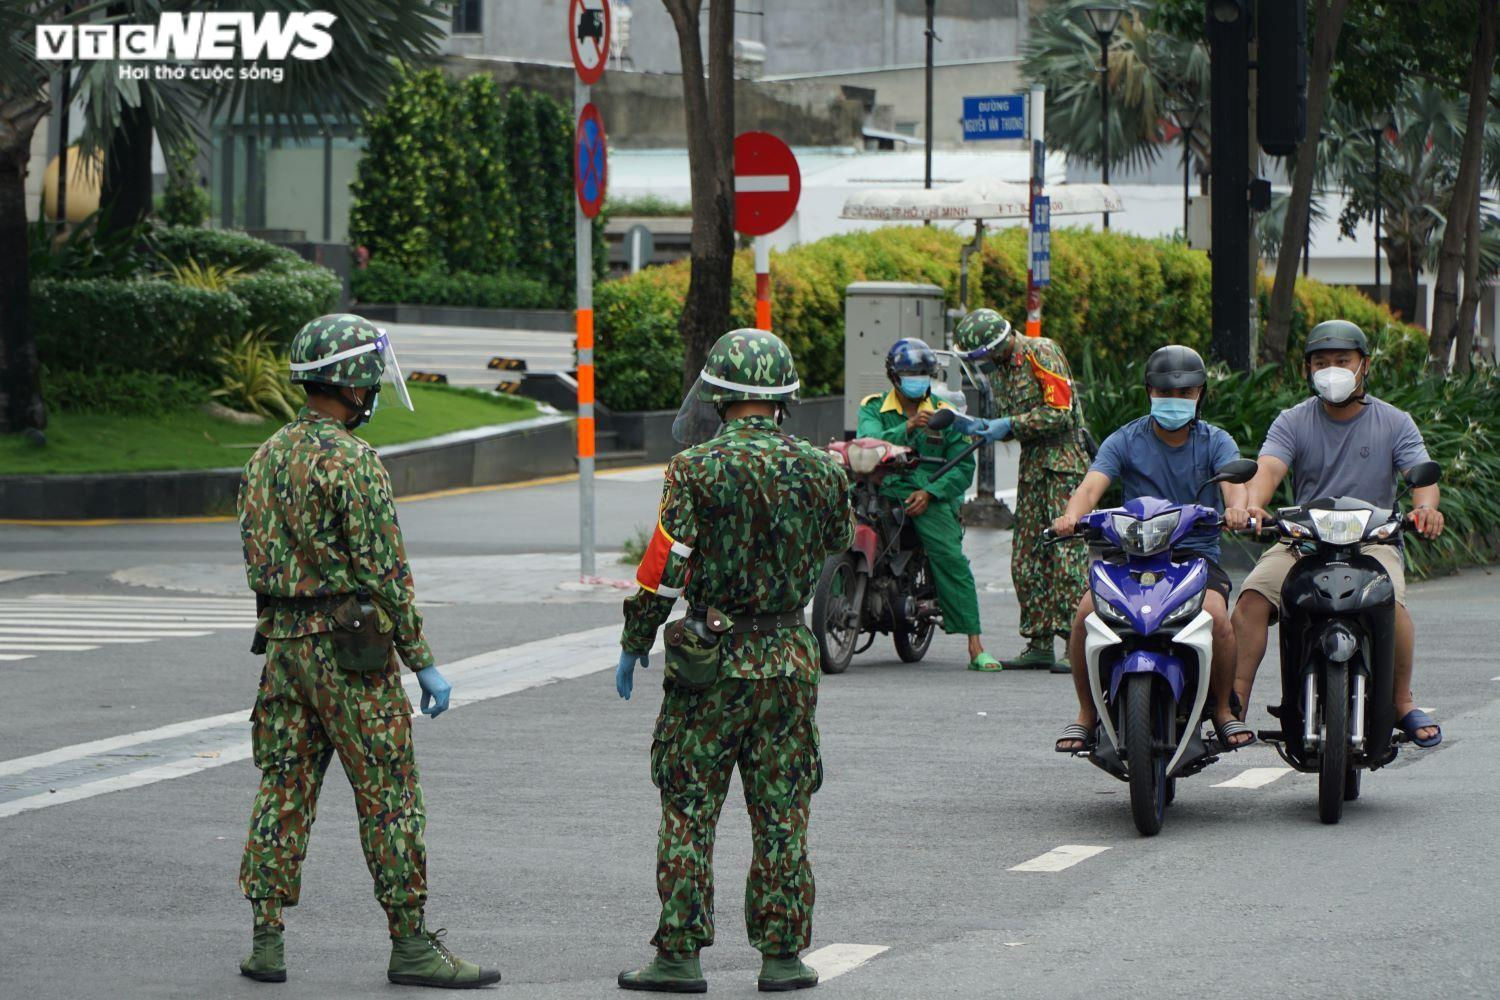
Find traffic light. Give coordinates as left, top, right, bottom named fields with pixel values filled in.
left=1258, top=0, right=1307, bottom=156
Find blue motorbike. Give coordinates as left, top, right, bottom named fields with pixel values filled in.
left=1046, top=458, right=1258, bottom=835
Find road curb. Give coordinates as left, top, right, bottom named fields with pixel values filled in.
left=0, top=415, right=575, bottom=522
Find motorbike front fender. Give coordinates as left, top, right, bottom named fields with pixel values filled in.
left=1108, top=649, right=1187, bottom=703
left=851, top=523, right=879, bottom=575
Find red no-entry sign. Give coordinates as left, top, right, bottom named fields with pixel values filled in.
left=569, top=0, right=611, bottom=85
left=734, top=132, right=801, bottom=237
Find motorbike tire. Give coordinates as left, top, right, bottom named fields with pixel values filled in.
left=892, top=556, right=936, bottom=663
left=1318, top=664, right=1349, bottom=824
left=1124, top=674, right=1167, bottom=836
left=1165, top=777, right=1177, bottom=807
left=1343, top=765, right=1361, bottom=802
left=812, top=554, right=860, bottom=675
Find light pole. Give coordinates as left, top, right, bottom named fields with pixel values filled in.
left=1085, top=5, right=1124, bottom=230
left=1369, top=111, right=1393, bottom=303
left=1166, top=96, right=1203, bottom=240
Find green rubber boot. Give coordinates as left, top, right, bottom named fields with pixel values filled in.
left=239, top=925, right=287, bottom=983
left=617, top=953, right=708, bottom=993
left=1001, top=637, right=1060, bottom=671
left=387, top=928, right=501, bottom=989
left=758, top=955, right=818, bottom=992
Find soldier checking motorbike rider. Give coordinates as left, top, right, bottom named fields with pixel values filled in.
left=1049, top=345, right=1256, bottom=753
left=855, top=337, right=997, bottom=670
left=614, top=329, right=855, bottom=994
left=1229, top=320, right=1445, bottom=747
left=236, top=314, right=500, bottom=989
left=949, top=309, right=1090, bottom=671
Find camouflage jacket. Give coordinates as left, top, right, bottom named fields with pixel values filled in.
left=986, top=336, right=1088, bottom=476
left=238, top=406, right=433, bottom=671
left=622, top=415, right=855, bottom=683
left=855, top=389, right=975, bottom=506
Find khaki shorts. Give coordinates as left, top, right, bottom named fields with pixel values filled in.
left=1240, top=543, right=1407, bottom=610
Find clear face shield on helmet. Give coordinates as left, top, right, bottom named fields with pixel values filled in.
left=287, top=328, right=415, bottom=413
left=670, top=369, right=801, bottom=446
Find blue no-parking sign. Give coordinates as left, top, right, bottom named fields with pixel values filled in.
left=962, top=94, right=1026, bottom=141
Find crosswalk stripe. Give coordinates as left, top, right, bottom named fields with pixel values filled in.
left=8, top=594, right=252, bottom=605
left=0, top=643, right=99, bottom=652
left=804, top=944, right=888, bottom=981
left=1009, top=845, right=1111, bottom=872
left=0, top=654, right=34, bottom=661
left=0, top=601, right=251, bottom=610
left=0, top=635, right=157, bottom=644
left=1213, top=767, right=1292, bottom=789
left=0, top=628, right=211, bottom=638
left=0, top=618, right=247, bottom=629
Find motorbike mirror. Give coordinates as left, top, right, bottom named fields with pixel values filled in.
left=1402, top=461, right=1441, bottom=489
left=926, top=408, right=957, bottom=431
left=1210, top=458, right=1259, bottom=485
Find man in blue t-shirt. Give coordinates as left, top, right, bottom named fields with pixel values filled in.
left=1050, top=346, right=1254, bottom=753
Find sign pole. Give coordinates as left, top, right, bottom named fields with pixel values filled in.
left=1025, top=84, right=1046, bottom=338
left=754, top=236, right=771, bottom=331
left=575, top=75, right=596, bottom=579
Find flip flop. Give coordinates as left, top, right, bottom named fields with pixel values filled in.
left=968, top=652, right=1002, bottom=672
left=1397, top=708, right=1442, bottom=748
left=1213, top=717, right=1257, bottom=750
left=1055, top=723, right=1095, bottom=753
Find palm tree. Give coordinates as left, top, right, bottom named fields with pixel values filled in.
left=1022, top=0, right=1211, bottom=176
left=0, top=1, right=450, bottom=434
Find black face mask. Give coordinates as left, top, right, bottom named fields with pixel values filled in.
left=340, top=385, right=378, bottom=430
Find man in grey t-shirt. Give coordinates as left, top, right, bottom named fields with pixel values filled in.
left=1227, top=321, right=1445, bottom=746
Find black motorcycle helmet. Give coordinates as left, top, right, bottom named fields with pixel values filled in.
left=1144, top=345, right=1208, bottom=390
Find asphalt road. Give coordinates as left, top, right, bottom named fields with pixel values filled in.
left=1, top=468, right=1494, bottom=999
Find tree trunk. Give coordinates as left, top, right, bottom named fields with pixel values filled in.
left=665, top=0, right=735, bottom=393
left=100, top=101, right=154, bottom=235
left=1262, top=0, right=1349, bottom=363
left=0, top=94, right=51, bottom=435
left=1454, top=167, right=1482, bottom=374
left=1384, top=238, right=1420, bottom=325
left=1427, top=0, right=1495, bottom=375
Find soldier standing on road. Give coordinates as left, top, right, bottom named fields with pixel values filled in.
left=236, top=314, right=500, bottom=989
left=951, top=309, right=1089, bottom=672
left=614, top=329, right=855, bottom=994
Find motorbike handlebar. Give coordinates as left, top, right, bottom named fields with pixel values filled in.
left=922, top=438, right=985, bottom=483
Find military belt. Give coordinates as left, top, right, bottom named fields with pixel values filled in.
left=726, top=610, right=807, bottom=635
left=262, top=592, right=362, bottom=612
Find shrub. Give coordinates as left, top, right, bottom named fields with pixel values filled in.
left=350, top=259, right=558, bottom=309
left=153, top=226, right=303, bottom=272
left=159, top=144, right=210, bottom=228
left=607, top=194, right=692, bottom=217
left=211, top=328, right=301, bottom=420
left=32, top=277, right=249, bottom=375
left=41, top=366, right=210, bottom=416
left=233, top=268, right=342, bottom=346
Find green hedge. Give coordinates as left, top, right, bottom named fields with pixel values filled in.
left=593, top=225, right=1429, bottom=412
left=351, top=258, right=558, bottom=310
left=32, top=277, right=250, bottom=375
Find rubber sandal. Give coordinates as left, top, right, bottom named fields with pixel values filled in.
left=1055, top=723, right=1095, bottom=753
left=968, top=652, right=1002, bottom=672
left=1213, top=717, right=1257, bottom=750
left=1397, top=708, right=1442, bottom=748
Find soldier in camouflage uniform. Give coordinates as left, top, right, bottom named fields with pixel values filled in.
left=236, top=314, right=499, bottom=989
left=614, top=329, right=855, bottom=994
left=951, top=309, right=1089, bottom=671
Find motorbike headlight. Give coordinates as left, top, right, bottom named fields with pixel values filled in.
left=846, top=443, right=887, bottom=475
left=1309, top=508, right=1371, bottom=545
left=1161, top=588, right=1205, bottom=627
left=1110, top=511, right=1181, bottom=556
left=1092, top=591, right=1130, bottom=627
left=1365, top=517, right=1400, bottom=541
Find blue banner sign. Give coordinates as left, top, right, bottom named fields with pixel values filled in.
left=1030, top=195, right=1051, bottom=286
left=962, top=94, right=1026, bottom=141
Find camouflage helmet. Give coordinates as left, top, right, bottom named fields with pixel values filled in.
left=289, top=313, right=386, bottom=389
left=954, top=308, right=1015, bottom=359
left=697, top=328, right=801, bottom=405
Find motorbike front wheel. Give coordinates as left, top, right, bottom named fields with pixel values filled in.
left=893, top=556, right=936, bottom=663
left=812, top=554, right=861, bottom=675
left=1318, top=664, right=1349, bottom=824
left=1124, top=674, right=1168, bottom=836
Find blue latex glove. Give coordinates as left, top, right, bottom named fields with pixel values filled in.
left=616, top=649, right=648, bottom=700
left=414, top=666, right=452, bottom=718
left=954, top=414, right=1014, bottom=441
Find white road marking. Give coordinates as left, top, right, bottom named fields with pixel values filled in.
left=0, top=624, right=631, bottom=818
left=0, top=595, right=254, bottom=662
left=1009, top=845, right=1110, bottom=873
left=0, top=594, right=251, bottom=605
left=0, top=618, right=250, bottom=629
left=803, top=944, right=888, bottom=981
left=0, top=643, right=99, bottom=652
left=0, top=654, right=33, bottom=661
left=0, top=635, right=158, bottom=644
left=0, top=628, right=210, bottom=639
left=1213, top=767, right=1292, bottom=789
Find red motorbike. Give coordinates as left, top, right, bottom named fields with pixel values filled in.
left=812, top=410, right=979, bottom=673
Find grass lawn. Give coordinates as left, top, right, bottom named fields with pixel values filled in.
left=0, top=385, right=542, bottom=475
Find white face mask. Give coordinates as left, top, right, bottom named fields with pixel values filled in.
left=1312, top=366, right=1359, bottom=404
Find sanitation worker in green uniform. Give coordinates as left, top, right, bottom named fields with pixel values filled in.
left=236, top=313, right=499, bottom=989
left=951, top=309, right=1089, bottom=672
left=855, top=337, right=996, bottom=670
left=614, top=329, right=855, bottom=994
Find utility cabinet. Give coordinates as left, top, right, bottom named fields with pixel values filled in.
left=843, top=282, right=946, bottom=433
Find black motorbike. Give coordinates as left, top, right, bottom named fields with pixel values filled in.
left=1252, top=460, right=1441, bottom=824
left=811, top=409, right=979, bottom=673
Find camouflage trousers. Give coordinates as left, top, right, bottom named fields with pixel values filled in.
left=239, top=634, right=427, bottom=937
left=650, top=676, right=822, bottom=957
left=1012, top=468, right=1089, bottom=639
